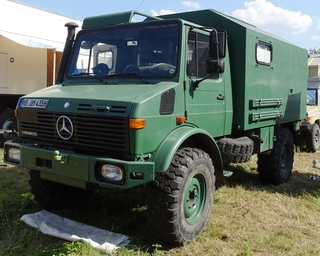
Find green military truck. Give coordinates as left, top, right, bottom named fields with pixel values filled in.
left=4, top=9, right=307, bottom=245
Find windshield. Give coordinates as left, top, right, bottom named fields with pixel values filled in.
left=67, top=22, right=179, bottom=80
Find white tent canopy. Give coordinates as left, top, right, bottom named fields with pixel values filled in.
left=0, top=0, right=82, bottom=51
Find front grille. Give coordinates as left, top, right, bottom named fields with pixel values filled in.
left=19, top=111, right=129, bottom=155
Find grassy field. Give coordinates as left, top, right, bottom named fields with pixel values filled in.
left=1, top=148, right=320, bottom=256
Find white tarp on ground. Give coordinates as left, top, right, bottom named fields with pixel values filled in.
left=20, top=210, right=130, bottom=253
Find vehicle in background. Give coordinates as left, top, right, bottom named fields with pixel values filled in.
left=0, top=0, right=82, bottom=146
left=300, top=57, right=320, bottom=152
left=0, top=35, right=62, bottom=146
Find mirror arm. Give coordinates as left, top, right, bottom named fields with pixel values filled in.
left=193, top=72, right=218, bottom=88
left=212, top=28, right=220, bottom=60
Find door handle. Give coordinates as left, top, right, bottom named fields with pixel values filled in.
left=217, top=94, right=225, bottom=100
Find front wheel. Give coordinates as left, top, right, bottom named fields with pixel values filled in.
left=29, top=170, right=88, bottom=210
left=146, top=148, right=215, bottom=246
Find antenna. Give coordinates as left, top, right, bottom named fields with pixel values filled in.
left=137, top=0, right=145, bottom=11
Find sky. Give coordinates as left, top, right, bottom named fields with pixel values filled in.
left=11, top=0, right=320, bottom=52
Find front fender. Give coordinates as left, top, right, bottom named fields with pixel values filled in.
left=153, top=126, right=224, bottom=180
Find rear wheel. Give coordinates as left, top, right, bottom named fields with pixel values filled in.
left=29, top=170, right=88, bottom=210
left=305, top=123, right=320, bottom=152
left=257, top=128, right=294, bottom=185
left=146, top=148, right=215, bottom=246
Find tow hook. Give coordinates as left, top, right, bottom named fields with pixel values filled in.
left=54, top=150, right=68, bottom=164
left=223, top=170, right=233, bottom=177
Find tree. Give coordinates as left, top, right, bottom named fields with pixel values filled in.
left=309, top=47, right=320, bottom=54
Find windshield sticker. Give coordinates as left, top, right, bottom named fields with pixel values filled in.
left=19, top=99, right=49, bottom=109
left=127, top=41, right=138, bottom=46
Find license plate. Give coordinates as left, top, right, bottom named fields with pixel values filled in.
left=19, top=99, right=49, bottom=109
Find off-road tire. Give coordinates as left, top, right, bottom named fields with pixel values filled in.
left=29, top=169, right=87, bottom=210
left=0, top=109, right=15, bottom=147
left=257, top=128, right=294, bottom=185
left=146, top=147, right=215, bottom=246
left=305, top=123, right=320, bottom=152
left=217, top=136, right=254, bottom=164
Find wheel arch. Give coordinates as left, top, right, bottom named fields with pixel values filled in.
left=153, top=126, right=224, bottom=181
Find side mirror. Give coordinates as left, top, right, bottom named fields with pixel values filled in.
left=206, top=59, right=225, bottom=74
left=207, top=30, right=226, bottom=74
left=209, top=30, right=226, bottom=59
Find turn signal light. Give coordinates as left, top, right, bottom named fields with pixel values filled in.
left=306, top=115, right=312, bottom=122
left=129, top=119, right=146, bottom=129
left=176, top=116, right=186, bottom=123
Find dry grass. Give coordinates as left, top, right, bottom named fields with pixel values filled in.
left=1, top=149, right=320, bottom=255
left=166, top=152, right=320, bottom=256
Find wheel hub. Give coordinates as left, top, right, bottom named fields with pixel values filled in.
left=184, top=175, right=206, bottom=224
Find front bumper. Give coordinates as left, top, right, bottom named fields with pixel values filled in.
left=3, top=141, right=155, bottom=189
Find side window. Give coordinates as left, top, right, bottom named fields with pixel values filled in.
left=94, top=44, right=117, bottom=74
left=97, top=51, right=113, bottom=69
left=256, top=41, right=272, bottom=65
left=307, top=89, right=317, bottom=105
left=187, top=31, right=212, bottom=78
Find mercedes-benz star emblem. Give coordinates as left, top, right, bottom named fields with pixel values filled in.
left=56, top=115, right=73, bottom=140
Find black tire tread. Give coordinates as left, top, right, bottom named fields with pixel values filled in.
left=29, top=169, right=87, bottom=210
left=146, top=147, right=215, bottom=246
left=217, top=136, right=254, bottom=164
left=305, top=123, right=320, bottom=152
left=257, top=128, right=294, bottom=185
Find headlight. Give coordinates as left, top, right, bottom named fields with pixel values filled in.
left=98, top=164, right=124, bottom=184
left=6, top=147, right=21, bottom=163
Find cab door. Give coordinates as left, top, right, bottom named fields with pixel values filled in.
left=185, top=30, right=227, bottom=137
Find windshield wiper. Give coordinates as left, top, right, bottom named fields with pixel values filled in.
left=70, top=72, right=90, bottom=77
left=70, top=72, right=148, bottom=84
left=70, top=73, right=107, bottom=83
left=107, top=73, right=148, bottom=84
